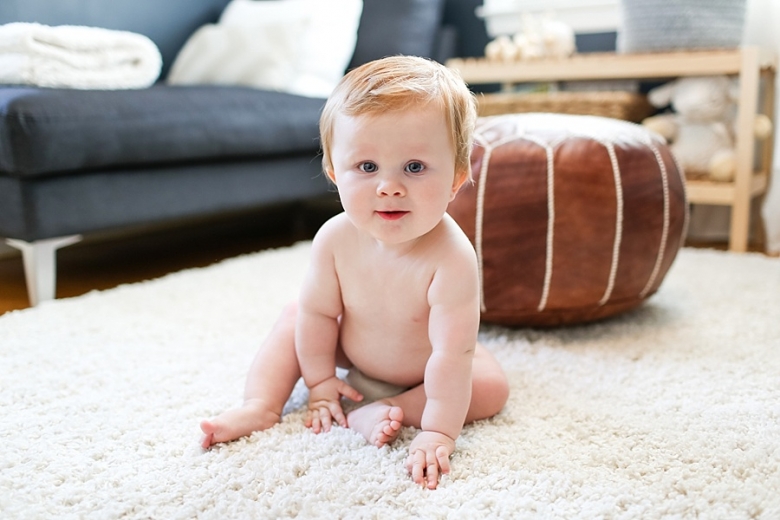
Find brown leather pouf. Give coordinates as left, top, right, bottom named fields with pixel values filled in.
left=448, top=113, right=688, bottom=327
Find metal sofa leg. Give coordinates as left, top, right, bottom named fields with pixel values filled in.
left=5, top=235, right=82, bottom=306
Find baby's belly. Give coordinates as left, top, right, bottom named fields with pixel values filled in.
left=339, top=322, right=430, bottom=387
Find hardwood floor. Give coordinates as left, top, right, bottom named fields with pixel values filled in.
left=0, top=202, right=338, bottom=316
left=0, top=202, right=769, bottom=316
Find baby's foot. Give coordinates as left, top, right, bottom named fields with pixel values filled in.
left=347, top=402, right=404, bottom=447
left=200, top=399, right=280, bottom=449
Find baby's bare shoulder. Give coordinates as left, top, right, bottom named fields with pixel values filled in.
left=426, top=216, right=479, bottom=300
left=311, top=213, right=355, bottom=251
left=314, top=212, right=351, bottom=238
left=435, top=215, right=478, bottom=265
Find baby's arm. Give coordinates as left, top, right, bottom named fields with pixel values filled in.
left=295, top=222, right=361, bottom=432
left=407, top=242, right=480, bottom=488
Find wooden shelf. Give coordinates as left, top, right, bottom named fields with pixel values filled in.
left=686, top=173, right=769, bottom=206
left=447, top=48, right=777, bottom=84
left=447, top=47, right=777, bottom=252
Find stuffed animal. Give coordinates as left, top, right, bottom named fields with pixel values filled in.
left=485, top=13, right=575, bottom=62
left=641, top=75, right=772, bottom=182
left=484, top=35, right=519, bottom=62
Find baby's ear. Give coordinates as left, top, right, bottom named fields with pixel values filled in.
left=450, top=171, right=469, bottom=199
left=325, top=168, right=337, bottom=183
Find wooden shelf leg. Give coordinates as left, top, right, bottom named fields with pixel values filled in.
left=729, top=196, right=751, bottom=252
left=730, top=47, right=762, bottom=252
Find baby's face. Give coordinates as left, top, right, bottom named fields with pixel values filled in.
left=328, top=104, right=460, bottom=245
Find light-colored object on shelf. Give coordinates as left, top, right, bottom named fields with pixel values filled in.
left=642, top=75, right=772, bottom=182
left=618, top=0, right=747, bottom=53
left=446, top=47, right=777, bottom=252
left=533, top=15, right=576, bottom=60
left=168, top=0, right=363, bottom=98
left=476, top=0, right=619, bottom=36
left=484, top=13, right=575, bottom=62
left=484, top=35, right=518, bottom=62
left=0, top=23, right=161, bottom=89
left=513, top=14, right=546, bottom=60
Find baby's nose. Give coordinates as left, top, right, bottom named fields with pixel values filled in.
left=377, top=177, right=405, bottom=196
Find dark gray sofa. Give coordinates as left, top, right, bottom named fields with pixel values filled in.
left=0, top=0, right=473, bottom=305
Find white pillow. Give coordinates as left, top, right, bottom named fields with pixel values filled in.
left=219, top=0, right=363, bottom=98
left=167, top=17, right=307, bottom=91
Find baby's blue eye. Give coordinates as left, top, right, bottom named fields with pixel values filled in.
left=405, top=161, right=424, bottom=174
left=359, top=162, right=378, bottom=173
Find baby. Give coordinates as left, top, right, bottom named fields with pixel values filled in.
left=200, top=55, right=509, bottom=489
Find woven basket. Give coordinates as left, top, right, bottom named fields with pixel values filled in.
left=618, top=0, right=747, bottom=53
left=477, top=91, right=655, bottom=123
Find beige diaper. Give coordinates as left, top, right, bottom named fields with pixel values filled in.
left=345, top=367, right=409, bottom=403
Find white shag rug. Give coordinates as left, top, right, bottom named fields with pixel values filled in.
left=2, top=243, right=779, bottom=519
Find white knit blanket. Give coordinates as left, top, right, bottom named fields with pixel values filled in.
left=0, top=22, right=161, bottom=89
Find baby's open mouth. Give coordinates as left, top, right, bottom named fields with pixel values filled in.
left=377, top=210, right=409, bottom=221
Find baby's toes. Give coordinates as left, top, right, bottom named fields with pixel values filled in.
left=200, top=432, right=215, bottom=449
left=388, top=406, right=404, bottom=423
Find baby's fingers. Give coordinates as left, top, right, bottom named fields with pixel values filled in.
left=409, top=449, right=426, bottom=486
left=308, top=409, right=322, bottom=433
left=337, top=381, right=363, bottom=403
left=436, top=445, right=451, bottom=475
left=406, top=447, right=450, bottom=489
left=425, top=450, right=440, bottom=489
left=327, top=403, right=348, bottom=428
left=307, top=407, right=330, bottom=433
left=318, top=406, right=333, bottom=432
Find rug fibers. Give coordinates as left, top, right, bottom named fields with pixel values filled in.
left=1, top=243, right=779, bottom=519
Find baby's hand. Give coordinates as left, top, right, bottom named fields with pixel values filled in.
left=306, top=376, right=362, bottom=433
left=405, top=431, right=456, bottom=489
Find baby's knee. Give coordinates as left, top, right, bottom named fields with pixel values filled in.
left=271, top=301, right=298, bottom=333
left=473, top=369, right=509, bottom=415
left=279, top=301, right=298, bottom=322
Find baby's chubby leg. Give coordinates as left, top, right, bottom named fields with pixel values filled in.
left=347, top=344, right=508, bottom=448
left=463, top=343, right=509, bottom=424
left=379, top=343, right=509, bottom=429
left=200, top=302, right=302, bottom=448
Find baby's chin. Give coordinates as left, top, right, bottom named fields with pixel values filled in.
left=372, top=223, right=443, bottom=246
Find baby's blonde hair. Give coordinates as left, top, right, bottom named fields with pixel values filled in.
left=319, top=55, right=477, bottom=187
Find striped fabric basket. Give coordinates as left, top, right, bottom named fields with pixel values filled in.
left=617, top=0, right=747, bottom=53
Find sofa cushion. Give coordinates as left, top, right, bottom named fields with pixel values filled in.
left=215, top=0, right=364, bottom=98
left=349, top=0, right=446, bottom=69
left=0, top=85, right=325, bottom=178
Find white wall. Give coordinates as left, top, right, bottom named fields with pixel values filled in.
left=479, top=0, right=620, bottom=34
left=743, top=0, right=780, bottom=252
